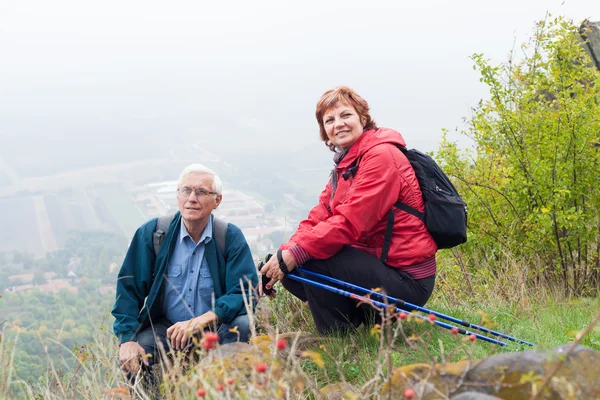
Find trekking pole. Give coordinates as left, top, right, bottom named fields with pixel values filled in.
left=286, top=272, right=509, bottom=347
left=295, top=267, right=535, bottom=347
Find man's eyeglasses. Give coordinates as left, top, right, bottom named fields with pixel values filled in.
left=177, top=187, right=218, bottom=198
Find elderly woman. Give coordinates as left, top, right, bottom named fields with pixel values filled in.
left=260, top=86, right=437, bottom=334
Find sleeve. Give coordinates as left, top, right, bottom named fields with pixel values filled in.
left=111, top=225, right=155, bottom=343
left=292, top=145, right=405, bottom=259
left=213, top=226, right=259, bottom=323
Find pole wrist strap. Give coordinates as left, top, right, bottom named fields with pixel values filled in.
left=276, top=249, right=290, bottom=276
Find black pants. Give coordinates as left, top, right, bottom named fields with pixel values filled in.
left=281, top=246, right=435, bottom=334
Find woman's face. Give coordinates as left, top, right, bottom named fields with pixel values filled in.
left=323, top=103, right=365, bottom=150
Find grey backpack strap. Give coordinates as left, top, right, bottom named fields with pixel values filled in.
left=213, top=217, right=228, bottom=257
left=153, top=214, right=175, bottom=257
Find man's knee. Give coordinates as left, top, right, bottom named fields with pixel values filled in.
left=136, top=323, right=170, bottom=358
left=136, top=330, right=157, bottom=354
left=218, top=315, right=251, bottom=344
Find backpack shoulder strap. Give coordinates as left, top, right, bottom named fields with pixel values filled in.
left=153, top=214, right=175, bottom=257
left=213, top=217, right=228, bottom=257
left=393, top=145, right=424, bottom=220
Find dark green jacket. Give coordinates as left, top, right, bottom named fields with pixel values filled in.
left=111, top=213, right=258, bottom=343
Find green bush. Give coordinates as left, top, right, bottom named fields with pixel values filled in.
left=437, top=17, right=600, bottom=296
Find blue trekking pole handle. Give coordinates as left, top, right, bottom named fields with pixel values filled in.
left=296, top=267, right=535, bottom=347
left=287, top=273, right=508, bottom=347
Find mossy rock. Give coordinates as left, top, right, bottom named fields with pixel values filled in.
left=381, top=344, right=600, bottom=399
left=319, top=382, right=360, bottom=399
left=162, top=336, right=308, bottom=398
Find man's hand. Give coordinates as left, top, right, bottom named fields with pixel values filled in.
left=166, top=311, right=218, bottom=350
left=119, top=341, right=148, bottom=374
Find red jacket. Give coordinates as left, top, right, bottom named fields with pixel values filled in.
left=284, top=128, right=437, bottom=279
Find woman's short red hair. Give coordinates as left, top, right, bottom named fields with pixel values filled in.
left=315, top=86, right=377, bottom=151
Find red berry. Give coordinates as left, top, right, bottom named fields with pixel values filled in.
left=202, top=340, right=216, bottom=350
left=205, top=331, right=219, bottom=343
left=404, top=388, right=415, bottom=399
left=227, top=378, right=234, bottom=385
left=276, top=338, right=287, bottom=350
left=216, top=384, right=224, bottom=391
left=196, top=388, right=206, bottom=397
left=469, top=334, right=476, bottom=342
left=256, top=362, right=268, bottom=373
left=428, top=314, right=436, bottom=322
left=399, top=312, right=407, bottom=320
left=451, top=327, right=459, bottom=335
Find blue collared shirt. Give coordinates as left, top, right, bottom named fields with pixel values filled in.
left=162, top=217, right=215, bottom=323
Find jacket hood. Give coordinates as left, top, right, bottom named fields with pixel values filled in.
left=338, top=128, right=407, bottom=168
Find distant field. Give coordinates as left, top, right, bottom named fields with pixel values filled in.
left=0, top=186, right=145, bottom=255
left=0, top=197, right=43, bottom=255
left=43, top=195, right=68, bottom=248
left=92, top=185, right=145, bottom=238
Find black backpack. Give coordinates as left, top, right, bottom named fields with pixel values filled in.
left=152, top=214, right=228, bottom=257
left=345, top=145, right=467, bottom=261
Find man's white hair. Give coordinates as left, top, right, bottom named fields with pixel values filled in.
left=178, top=164, right=223, bottom=195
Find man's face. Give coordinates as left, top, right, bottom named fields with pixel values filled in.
left=177, top=172, right=222, bottom=224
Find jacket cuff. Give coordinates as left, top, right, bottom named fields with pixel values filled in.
left=214, top=303, right=230, bottom=324
left=287, top=244, right=312, bottom=266
left=119, top=331, right=137, bottom=344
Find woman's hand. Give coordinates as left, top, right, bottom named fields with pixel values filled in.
left=260, top=250, right=297, bottom=293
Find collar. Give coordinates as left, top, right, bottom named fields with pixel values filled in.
left=179, top=216, right=213, bottom=245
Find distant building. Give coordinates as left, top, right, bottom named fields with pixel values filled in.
left=6, top=279, right=77, bottom=294
left=8, top=272, right=57, bottom=283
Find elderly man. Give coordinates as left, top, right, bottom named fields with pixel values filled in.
left=112, top=164, right=258, bottom=378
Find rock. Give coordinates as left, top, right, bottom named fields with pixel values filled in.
left=581, top=20, right=600, bottom=70
left=319, top=382, right=360, bottom=399
left=214, top=342, right=253, bottom=359
left=382, top=344, right=600, bottom=399
left=451, top=392, right=502, bottom=400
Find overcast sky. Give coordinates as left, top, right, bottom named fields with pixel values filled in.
left=1, top=0, right=598, bottom=173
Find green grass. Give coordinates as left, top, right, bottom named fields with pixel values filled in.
left=2, top=284, right=599, bottom=399
left=267, top=292, right=600, bottom=391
